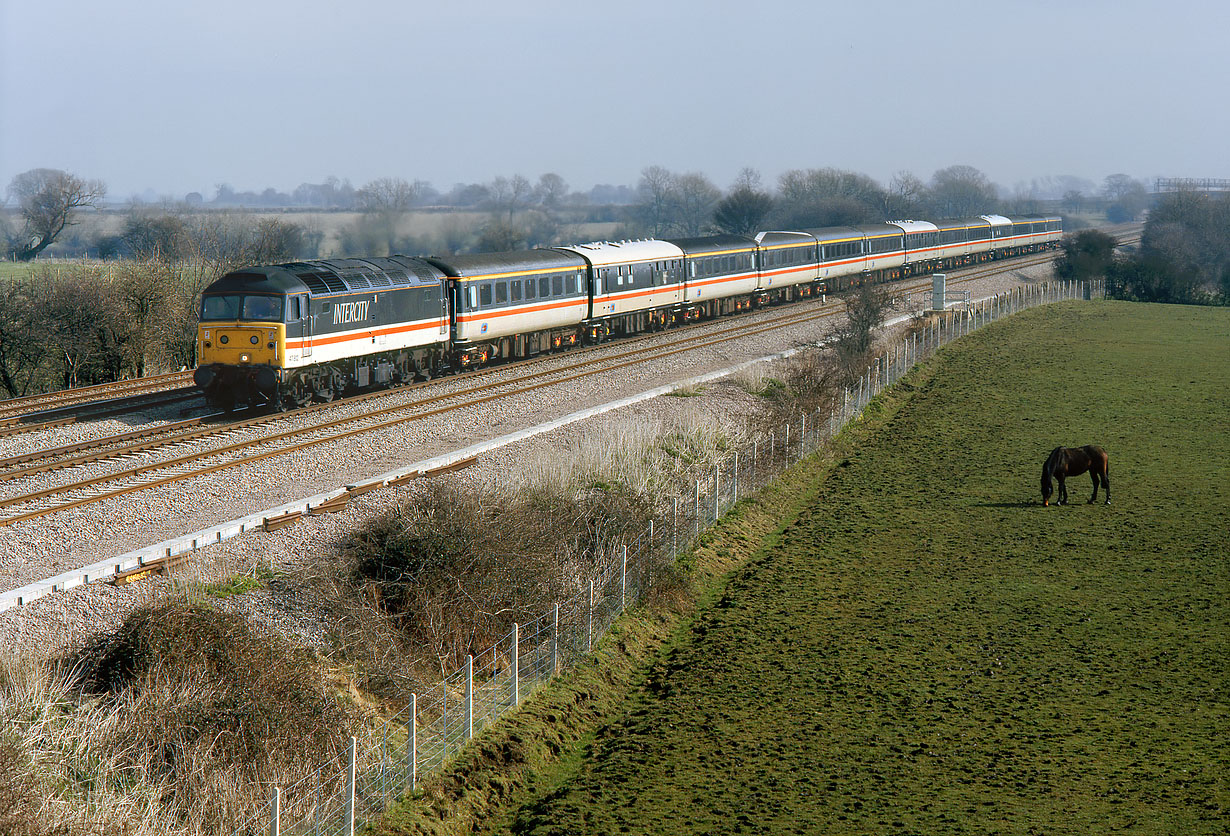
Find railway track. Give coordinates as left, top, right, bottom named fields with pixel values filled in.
left=2, top=239, right=1111, bottom=528
left=0, top=292, right=856, bottom=526
left=0, top=370, right=194, bottom=427
left=2, top=247, right=1044, bottom=478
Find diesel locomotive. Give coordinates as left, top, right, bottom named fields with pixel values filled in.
left=193, top=214, right=1061, bottom=410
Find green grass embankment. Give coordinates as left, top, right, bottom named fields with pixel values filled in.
left=378, top=301, right=1230, bottom=835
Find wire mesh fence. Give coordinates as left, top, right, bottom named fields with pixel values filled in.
left=229, top=279, right=1101, bottom=835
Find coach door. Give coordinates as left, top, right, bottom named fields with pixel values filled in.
left=290, top=294, right=312, bottom=358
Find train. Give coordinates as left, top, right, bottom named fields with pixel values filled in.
left=193, top=213, right=1062, bottom=410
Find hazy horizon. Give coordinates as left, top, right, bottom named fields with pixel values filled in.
left=3, top=0, right=1225, bottom=202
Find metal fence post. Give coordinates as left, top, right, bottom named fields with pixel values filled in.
left=552, top=603, right=559, bottom=674
left=695, top=480, right=701, bottom=537
left=586, top=580, right=594, bottom=653
left=672, top=496, right=678, bottom=562
left=465, top=655, right=474, bottom=741
left=408, top=693, right=417, bottom=792
left=801, top=414, right=806, bottom=455
left=511, top=625, right=520, bottom=707
left=713, top=464, right=719, bottom=520
left=733, top=452, right=738, bottom=503
left=345, top=737, right=357, bottom=836
left=269, top=786, right=280, bottom=836
left=620, top=546, right=627, bottom=612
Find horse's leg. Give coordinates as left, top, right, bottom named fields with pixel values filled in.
left=1057, top=475, right=1068, bottom=505
left=1103, top=469, right=1111, bottom=504
left=1088, top=470, right=1099, bottom=504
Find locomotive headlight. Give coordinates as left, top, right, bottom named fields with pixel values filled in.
left=203, top=341, right=212, bottom=348
left=267, top=342, right=275, bottom=349
left=250, top=335, right=259, bottom=345
left=220, top=335, right=229, bottom=344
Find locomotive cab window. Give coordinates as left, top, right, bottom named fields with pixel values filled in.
left=201, top=295, right=241, bottom=321
left=201, top=294, right=282, bottom=322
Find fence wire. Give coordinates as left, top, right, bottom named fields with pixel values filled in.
left=229, top=279, right=1100, bottom=835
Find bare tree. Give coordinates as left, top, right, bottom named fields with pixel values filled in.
left=5, top=168, right=106, bottom=260
left=1102, top=174, right=1149, bottom=222
left=673, top=172, right=721, bottom=236
left=774, top=168, right=886, bottom=228
left=928, top=165, right=997, bottom=218
left=884, top=170, right=926, bottom=219
left=487, top=175, right=534, bottom=220
left=635, top=166, right=679, bottom=237
left=535, top=173, right=569, bottom=210
left=713, top=186, right=773, bottom=235
left=356, top=177, right=419, bottom=215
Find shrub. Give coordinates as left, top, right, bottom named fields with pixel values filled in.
left=64, top=600, right=357, bottom=832
left=348, top=479, right=653, bottom=673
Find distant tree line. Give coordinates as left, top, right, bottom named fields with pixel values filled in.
left=1056, top=190, right=1229, bottom=305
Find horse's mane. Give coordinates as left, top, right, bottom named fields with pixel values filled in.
left=1041, top=446, right=1064, bottom=496
left=1043, top=447, right=1064, bottom=479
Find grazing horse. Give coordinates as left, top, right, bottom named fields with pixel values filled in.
left=1041, top=445, right=1110, bottom=506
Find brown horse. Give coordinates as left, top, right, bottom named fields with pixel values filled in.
left=1041, top=445, right=1110, bottom=506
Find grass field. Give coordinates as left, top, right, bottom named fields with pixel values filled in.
left=405, top=301, right=1228, bottom=835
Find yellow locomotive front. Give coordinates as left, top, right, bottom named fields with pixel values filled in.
left=194, top=278, right=288, bottom=409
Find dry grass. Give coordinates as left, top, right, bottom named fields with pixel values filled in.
left=0, top=597, right=366, bottom=835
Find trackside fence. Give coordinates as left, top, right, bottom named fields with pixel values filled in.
left=228, top=279, right=1102, bottom=836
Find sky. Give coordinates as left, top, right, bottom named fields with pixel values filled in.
left=2, top=0, right=1226, bottom=202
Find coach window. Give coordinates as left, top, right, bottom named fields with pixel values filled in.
left=552, top=275, right=563, bottom=296
left=511, top=280, right=522, bottom=302
left=576, top=273, right=584, bottom=293
left=479, top=284, right=492, bottom=307
left=495, top=282, right=508, bottom=305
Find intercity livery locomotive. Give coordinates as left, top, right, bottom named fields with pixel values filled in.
left=193, top=214, right=1061, bottom=410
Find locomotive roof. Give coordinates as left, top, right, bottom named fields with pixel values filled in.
left=425, top=249, right=586, bottom=280
left=205, top=267, right=310, bottom=296
left=555, top=239, right=684, bottom=267
left=205, top=257, right=447, bottom=297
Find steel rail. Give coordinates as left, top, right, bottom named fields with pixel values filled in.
left=0, top=371, right=193, bottom=423
left=0, top=298, right=857, bottom=527
left=2, top=245, right=1075, bottom=487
